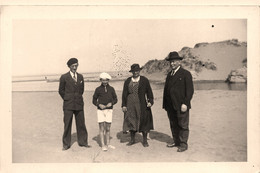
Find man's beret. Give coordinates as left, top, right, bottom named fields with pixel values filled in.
left=67, top=58, right=78, bottom=67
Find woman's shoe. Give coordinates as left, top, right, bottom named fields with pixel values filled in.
left=126, top=140, right=135, bottom=146
left=143, top=141, right=149, bottom=147
left=127, top=131, right=136, bottom=146
left=142, top=131, right=149, bottom=147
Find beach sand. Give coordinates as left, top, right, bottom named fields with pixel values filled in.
left=12, top=88, right=247, bottom=163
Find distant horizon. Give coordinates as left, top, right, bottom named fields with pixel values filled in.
left=12, top=70, right=131, bottom=77
left=13, top=38, right=247, bottom=77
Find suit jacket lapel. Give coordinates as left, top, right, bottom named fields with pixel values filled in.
left=169, top=68, right=184, bottom=85
left=74, top=72, right=79, bottom=83
left=67, top=72, right=79, bottom=89
left=74, top=73, right=80, bottom=89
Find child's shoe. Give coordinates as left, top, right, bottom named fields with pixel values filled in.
left=102, top=146, right=108, bottom=151
left=108, top=145, right=116, bottom=149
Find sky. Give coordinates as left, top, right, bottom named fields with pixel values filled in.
left=12, top=19, right=246, bottom=76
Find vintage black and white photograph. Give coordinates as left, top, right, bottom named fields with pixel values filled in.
left=0, top=4, right=259, bottom=173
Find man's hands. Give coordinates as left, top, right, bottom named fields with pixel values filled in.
left=147, top=102, right=152, bottom=108
left=181, top=104, right=187, bottom=112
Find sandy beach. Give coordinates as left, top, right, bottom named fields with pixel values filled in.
left=12, top=81, right=247, bottom=163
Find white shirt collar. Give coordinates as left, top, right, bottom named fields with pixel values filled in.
left=131, top=76, right=140, bottom=82
left=175, top=66, right=181, bottom=73
left=171, top=66, right=181, bottom=75
left=70, top=71, right=77, bottom=79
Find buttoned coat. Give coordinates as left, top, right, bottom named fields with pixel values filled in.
left=122, top=76, right=154, bottom=132
left=163, top=67, right=194, bottom=111
left=59, top=72, right=85, bottom=110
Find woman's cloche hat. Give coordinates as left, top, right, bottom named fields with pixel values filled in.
left=129, top=63, right=143, bottom=72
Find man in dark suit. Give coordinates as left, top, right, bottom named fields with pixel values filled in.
left=59, top=58, right=90, bottom=150
left=163, top=51, right=194, bottom=152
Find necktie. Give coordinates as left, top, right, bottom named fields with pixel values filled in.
left=73, top=74, right=77, bottom=82
left=171, top=70, right=175, bottom=76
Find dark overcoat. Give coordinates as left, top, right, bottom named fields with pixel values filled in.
left=122, top=76, right=154, bottom=132
left=59, top=72, right=85, bottom=110
left=163, top=67, right=194, bottom=111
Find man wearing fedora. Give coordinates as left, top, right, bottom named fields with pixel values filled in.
left=59, top=58, right=90, bottom=150
left=122, top=64, right=154, bottom=147
left=163, top=51, right=194, bottom=152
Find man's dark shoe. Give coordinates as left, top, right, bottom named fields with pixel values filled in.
left=177, top=147, right=187, bottom=152
left=166, top=143, right=179, bottom=148
left=62, top=146, right=70, bottom=151
left=79, top=144, right=91, bottom=148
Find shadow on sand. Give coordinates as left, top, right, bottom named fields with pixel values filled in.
left=92, top=135, right=113, bottom=147
left=149, top=131, right=172, bottom=143
left=116, top=130, right=172, bottom=144
left=116, top=131, right=143, bottom=144
left=71, top=133, right=78, bottom=146
left=71, top=132, right=95, bottom=146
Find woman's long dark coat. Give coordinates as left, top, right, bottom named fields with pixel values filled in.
left=122, top=76, right=154, bottom=132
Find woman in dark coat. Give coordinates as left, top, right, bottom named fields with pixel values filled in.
left=122, top=63, right=154, bottom=147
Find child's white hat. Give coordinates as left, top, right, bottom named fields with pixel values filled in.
left=99, top=72, right=112, bottom=80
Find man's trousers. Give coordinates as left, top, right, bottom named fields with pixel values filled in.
left=167, top=107, right=190, bottom=149
left=63, top=110, right=88, bottom=148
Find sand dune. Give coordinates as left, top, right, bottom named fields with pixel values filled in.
left=142, top=39, right=247, bottom=82
left=191, top=41, right=246, bottom=80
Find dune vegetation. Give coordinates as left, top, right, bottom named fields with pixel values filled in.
left=141, top=39, right=247, bottom=82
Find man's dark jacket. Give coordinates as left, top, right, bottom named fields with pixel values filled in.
left=163, top=67, right=194, bottom=111
left=59, top=72, right=85, bottom=110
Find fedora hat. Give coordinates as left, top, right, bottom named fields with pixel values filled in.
left=166, top=51, right=183, bottom=61
left=129, top=63, right=143, bottom=72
